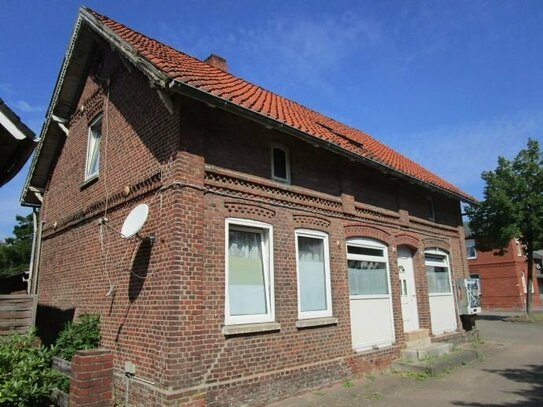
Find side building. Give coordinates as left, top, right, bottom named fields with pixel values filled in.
left=465, top=227, right=541, bottom=310
left=21, top=7, right=476, bottom=406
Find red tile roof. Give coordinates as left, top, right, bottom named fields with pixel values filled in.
left=89, top=9, right=474, bottom=202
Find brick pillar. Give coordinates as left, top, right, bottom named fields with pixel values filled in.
left=69, top=349, right=113, bottom=407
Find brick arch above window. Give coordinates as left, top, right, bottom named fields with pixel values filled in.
left=395, top=233, right=421, bottom=250
left=344, top=224, right=393, bottom=246
left=293, top=214, right=331, bottom=231
left=223, top=202, right=276, bottom=221
left=422, top=238, right=451, bottom=252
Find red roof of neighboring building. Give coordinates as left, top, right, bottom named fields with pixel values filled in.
left=90, top=9, right=473, bottom=202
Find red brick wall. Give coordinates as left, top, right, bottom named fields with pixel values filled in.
left=468, top=239, right=540, bottom=310
left=70, top=348, right=113, bottom=407
left=36, top=45, right=470, bottom=406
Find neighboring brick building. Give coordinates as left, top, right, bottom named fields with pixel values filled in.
left=21, top=7, right=476, bottom=406
left=465, top=227, right=541, bottom=310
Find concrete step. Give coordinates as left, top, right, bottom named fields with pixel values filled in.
left=400, top=342, right=454, bottom=362
left=404, top=328, right=430, bottom=342
left=392, top=349, right=479, bottom=376
left=405, top=337, right=432, bottom=349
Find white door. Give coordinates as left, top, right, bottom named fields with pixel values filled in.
left=347, top=238, right=395, bottom=351
left=398, top=247, right=419, bottom=332
left=425, top=249, right=457, bottom=334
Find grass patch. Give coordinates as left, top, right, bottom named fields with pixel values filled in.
left=342, top=380, right=354, bottom=388
left=365, top=391, right=383, bottom=400
left=402, top=370, right=433, bottom=381
left=505, top=311, right=543, bottom=323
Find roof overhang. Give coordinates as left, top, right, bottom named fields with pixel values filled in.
left=0, top=99, right=36, bottom=187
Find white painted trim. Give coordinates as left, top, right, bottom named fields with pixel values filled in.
left=224, top=218, right=275, bottom=326
left=295, top=229, right=333, bottom=320
left=0, top=109, right=28, bottom=140
left=270, top=143, right=291, bottom=184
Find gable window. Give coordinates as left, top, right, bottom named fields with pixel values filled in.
left=424, top=251, right=452, bottom=294
left=85, top=114, right=102, bottom=180
left=295, top=229, right=332, bottom=319
left=271, top=144, right=290, bottom=183
left=465, top=239, right=476, bottom=259
left=225, top=218, right=274, bottom=325
left=426, top=196, right=435, bottom=221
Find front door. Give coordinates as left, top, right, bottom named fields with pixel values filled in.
left=398, top=246, right=419, bottom=332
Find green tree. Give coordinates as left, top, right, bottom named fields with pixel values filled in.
left=0, top=214, right=33, bottom=278
left=466, top=138, right=543, bottom=314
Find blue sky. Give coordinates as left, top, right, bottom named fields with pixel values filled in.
left=1, top=0, right=542, bottom=239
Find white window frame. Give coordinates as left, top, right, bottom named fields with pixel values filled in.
left=271, top=143, right=291, bottom=184
left=295, top=229, right=332, bottom=320
left=225, top=218, right=274, bottom=326
left=466, top=239, right=477, bottom=259
left=346, top=238, right=392, bottom=300
left=84, top=114, right=102, bottom=180
left=424, top=249, right=453, bottom=296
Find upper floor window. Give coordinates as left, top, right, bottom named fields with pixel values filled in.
left=225, top=218, right=274, bottom=325
left=271, top=144, right=290, bottom=183
left=426, top=196, right=435, bottom=221
left=85, top=114, right=102, bottom=180
left=295, top=229, right=332, bottom=319
left=515, top=239, right=523, bottom=257
left=465, top=239, right=476, bottom=259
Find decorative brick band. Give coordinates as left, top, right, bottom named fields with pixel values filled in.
left=43, top=171, right=162, bottom=238
left=224, top=202, right=275, bottom=219
left=293, top=214, right=331, bottom=230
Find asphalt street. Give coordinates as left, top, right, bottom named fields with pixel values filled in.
left=267, top=313, right=543, bottom=406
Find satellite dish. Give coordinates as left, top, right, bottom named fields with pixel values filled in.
left=121, top=204, right=149, bottom=239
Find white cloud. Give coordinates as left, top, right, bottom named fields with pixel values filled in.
left=398, top=110, right=543, bottom=199
left=14, top=100, right=44, bottom=113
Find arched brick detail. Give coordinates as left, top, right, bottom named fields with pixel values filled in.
left=394, top=233, right=420, bottom=250
left=293, top=214, right=331, bottom=231
left=344, top=224, right=392, bottom=245
left=422, top=238, right=450, bottom=252
left=224, top=202, right=275, bottom=220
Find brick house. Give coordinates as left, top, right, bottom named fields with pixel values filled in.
left=21, top=7, right=476, bottom=406
left=465, top=228, right=541, bottom=310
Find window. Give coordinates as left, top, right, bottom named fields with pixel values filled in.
left=85, top=114, right=102, bottom=180
left=515, top=239, right=523, bottom=257
left=271, top=144, right=290, bottom=183
left=425, top=250, right=452, bottom=294
left=465, top=239, right=476, bottom=259
left=347, top=240, right=390, bottom=297
left=295, top=229, right=332, bottom=319
left=426, top=196, right=435, bottom=221
left=225, top=218, right=274, bottom=325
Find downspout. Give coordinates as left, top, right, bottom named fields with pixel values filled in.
left=26, top=208, right=38, bottom=294
left=31, top=218, right=44, bottom=295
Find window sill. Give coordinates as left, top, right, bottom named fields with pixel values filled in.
left=296, top=316, right=338, bottom=329
left=222, top=322, right=281, bottom=336
left=80, top=174, right=99, bottom=190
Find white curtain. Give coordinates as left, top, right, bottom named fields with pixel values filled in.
left=426, top=266, right=451, bottom=293
left=348, top=260, right=388, bottom=295
left=228, top=229, right=267, bottom=315
left=298, top=236, right=327, bottom=312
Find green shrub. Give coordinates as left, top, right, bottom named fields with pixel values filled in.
left=53, top=314, right=100, bottom=361
left=0, top=330, right=64, bottom=407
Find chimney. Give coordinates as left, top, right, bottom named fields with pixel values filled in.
left=203, top=54, right=228, bottom=72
